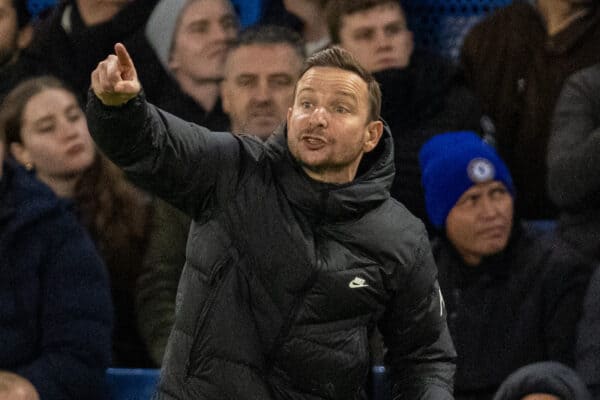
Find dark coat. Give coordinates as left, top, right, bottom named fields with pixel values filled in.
left=493, top=361, right=592, bottom=400
left=16, top=0, right=159, bottom=101
left=375, top=50, right=481, bottom=231
left=547, top=63, right=600, bottom=262
left=86, top=93, right=457, bottom=399
left=461, top=1, right=600, bottom=219
left=577, top=265, right=600, bottom=400
left=0, top=160, right=113, bottom=400
left=433, top=224, right=594, bottom=400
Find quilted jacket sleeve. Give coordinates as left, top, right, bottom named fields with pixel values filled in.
left=86, top=91, right=254, bottom=219
left=379, top=233, right=456, bottom=399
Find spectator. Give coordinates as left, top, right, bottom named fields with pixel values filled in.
left=547, top=63, right=600, bottom=263
left=131, top=0, right=238, bottom=129
left=88, top=43, right=456, bottom=399
left=0, top=93, right=112, bottom=399
left=493, top=362, right=592, bottom=400
left=14, top=0, right=160, bottom=101
left=0, top=0, right=33, bottom=100
left=576, top=263, right=600, bottom=399
left=461, top=0, right=600, bottom=219
left=136, top=25, right=305, bottom=366
left=3, top=76, right=154, bottom=367
left=326, top=0, right=481, bottom=230
left=260, top=0, right=331, bottom=55
left=419, top=131, right=594, bottom=400
left=221, top=25, right=305, bottom=140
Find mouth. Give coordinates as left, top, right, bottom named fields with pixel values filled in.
left=300, top=134, right=327, bottom=150
left=65, top=143, right=85, bottom=156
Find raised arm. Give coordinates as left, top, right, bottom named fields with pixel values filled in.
left=86, top=44, right=247, bottom=217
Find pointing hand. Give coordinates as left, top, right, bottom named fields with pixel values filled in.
left=91, top=43, right=141, bottom=106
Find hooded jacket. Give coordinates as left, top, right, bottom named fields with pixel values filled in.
left=86, top=92, right=456, bottom=400
left=433, top=224, right=594, bottom=400
left=0, top=160, right=113, bottom=400
left=493, top=361, right=592, bottom=400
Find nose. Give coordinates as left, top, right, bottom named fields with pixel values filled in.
left=58, top=117, right=83, bottom=141
left=308, top=106, right=328, bottom=129
left=479, top=196, right=498, bottom=219
left=253, top=80, right=271, bottom=103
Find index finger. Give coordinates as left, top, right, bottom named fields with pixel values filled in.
left=114, top=43, right=133, bottom=68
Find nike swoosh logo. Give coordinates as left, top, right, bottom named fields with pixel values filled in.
left=349, top=277, right=369, bottom=289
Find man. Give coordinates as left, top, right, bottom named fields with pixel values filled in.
left=16, top=0, right=160, bottom=101
left=136, top=0, right=238, bottom=128
left=326, top=0, right=481, bottom=230
left=461, top=0, right=600, bottom=219
left=88, top=43, right=455, bottom=399
left=0, top=0, right=32, bottom=100
left=136, top=25, right=305, bottom=366
left=220, top=25, right=305, bottom=140
left=419, top=131, right=594, bottom=400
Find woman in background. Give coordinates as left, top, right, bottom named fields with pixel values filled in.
left=0, top=90, right=112, bottom=399
left=1, top=76, right=154, bottom=367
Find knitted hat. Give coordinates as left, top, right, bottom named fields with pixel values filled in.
left=418, top=131, right=515, bottom=229
left=145, top=0, right=189, bottom=71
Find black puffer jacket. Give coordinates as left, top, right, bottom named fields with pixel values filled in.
left=86, top=93, right=456, bottom=400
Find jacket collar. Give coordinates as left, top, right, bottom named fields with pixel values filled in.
left=266, top=123, right=395, bottom=223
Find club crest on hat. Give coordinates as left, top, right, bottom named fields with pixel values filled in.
left=467, top=158, right=495, bottom=183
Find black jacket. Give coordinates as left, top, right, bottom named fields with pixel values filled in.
left=433, top=224, right=594, bottom=400
left=86, top=93, right=456, bottom=400
left=547, top=63, right=600, bottom=262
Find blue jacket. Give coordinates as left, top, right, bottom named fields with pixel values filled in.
left=0, top=160, right=113, bottom=400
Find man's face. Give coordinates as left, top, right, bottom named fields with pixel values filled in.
left=0, top=0, right=20, bottom=67
left=337, top=2, right=413, bottom=73
left=169, top=0, right=238, bottom=82
left=445, top=181, right=514, bottom=266
left=287, top=66, right=383, bottom=184
left=221, top=43, right=303, bottom=140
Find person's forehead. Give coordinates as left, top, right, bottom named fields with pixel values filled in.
left=297, top=67, right=368, bottom=98
left=341, top=2, right=405, bottom=28
left=462, top=180, right=506, bottom=195
left=0, top=0, right=15, bottom=13
left=226, top=44, right=302, bottom=75
left=180, top=0, right=234, bottom=23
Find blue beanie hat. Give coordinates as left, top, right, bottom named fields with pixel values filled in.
left=419, top=131, right=515, bottom=229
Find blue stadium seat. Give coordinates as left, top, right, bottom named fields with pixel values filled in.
left=401, top=0, right=513, bottom=60
left=231, top=0, right=264, bottom=28
left=106, top=368, right=160, bottom=400
left=372, top=365, right=391, bottom=400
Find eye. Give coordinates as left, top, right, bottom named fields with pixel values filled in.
left=354, top=28, right=374, bottom=41
left=36, top=123, right=55, bottom=133
left=66, top=109, right=83, bottom=122
left=335, top=106, right=349, bottom=114
left=301, top=101, right=312, bottom=109
left=384, top=22, right=405, bottom=36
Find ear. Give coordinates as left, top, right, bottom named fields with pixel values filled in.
left=220, top=80, right=231, bottom=113
left=17, top=25, right=33, bottom=49
left=10, top=142, right=31, bottom=166
left=286, top=106, right=293, bottom=127
left=363, top=120, right=384, bottom=153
